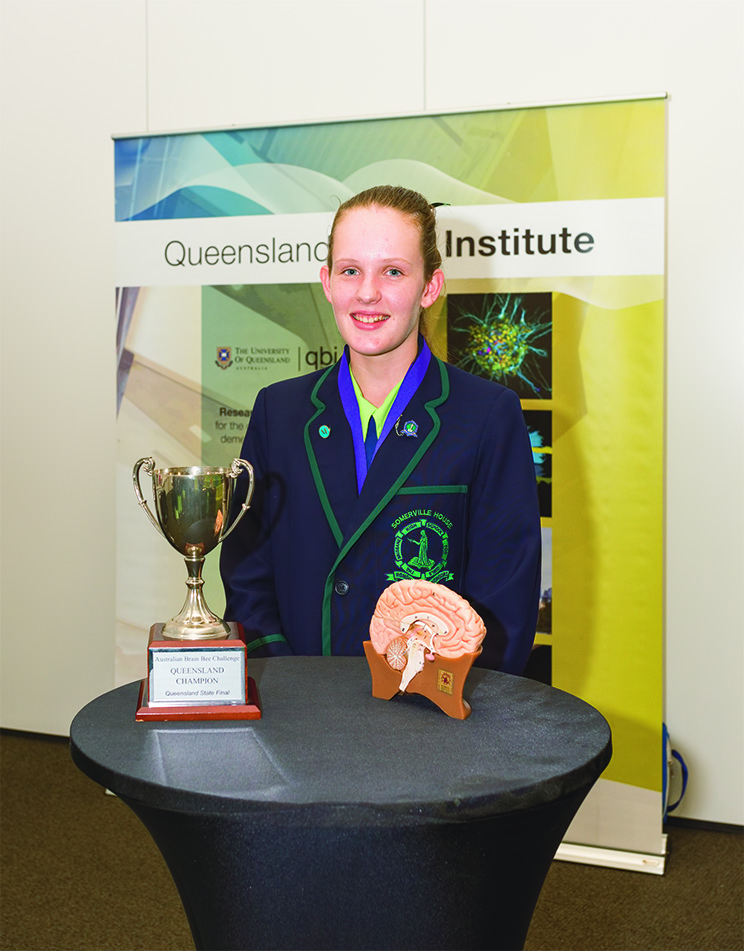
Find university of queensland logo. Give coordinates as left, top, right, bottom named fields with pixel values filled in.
left=388, top=512, right=454, bottom=585
left=216, top=346, right=232, bottom=369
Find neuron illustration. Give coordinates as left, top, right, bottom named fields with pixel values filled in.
left=447, top=293, right=552, bottom=398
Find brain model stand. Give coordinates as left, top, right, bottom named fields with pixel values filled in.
left=364, top=579, right=487, bottom=720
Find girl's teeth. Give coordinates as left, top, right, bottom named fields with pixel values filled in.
left=355, top=314, right=387, bottom=323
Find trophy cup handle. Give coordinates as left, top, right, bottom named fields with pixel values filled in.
left=219, top=458, right=255, bottom=542
left=132, top=456, right=165, bottom=538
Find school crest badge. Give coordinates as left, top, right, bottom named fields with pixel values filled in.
left=388, top=511, right=454, bottom=584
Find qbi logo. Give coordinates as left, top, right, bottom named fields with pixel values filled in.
left=304, top=345, right=341, bottom=370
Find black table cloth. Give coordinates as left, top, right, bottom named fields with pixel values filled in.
left=70, top=656, right=611, bottom=951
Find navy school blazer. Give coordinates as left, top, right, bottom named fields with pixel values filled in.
left=220, top=355, right=541, bottom=674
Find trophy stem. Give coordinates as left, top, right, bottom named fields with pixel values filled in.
left=161, top=552, right=230, bottom=641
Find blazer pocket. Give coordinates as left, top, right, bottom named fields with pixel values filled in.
left=376, top=487, right=469, bottom=589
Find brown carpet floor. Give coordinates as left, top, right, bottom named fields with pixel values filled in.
left=1, top=729, right=741, bottom=951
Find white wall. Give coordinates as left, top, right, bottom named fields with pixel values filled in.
left=1, top=0, right=741, bottom=825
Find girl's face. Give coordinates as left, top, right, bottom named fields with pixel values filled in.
left=320, top=205, right=443, bottom=365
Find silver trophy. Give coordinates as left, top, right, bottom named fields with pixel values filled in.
left=133, top=457, right=255, bottom=640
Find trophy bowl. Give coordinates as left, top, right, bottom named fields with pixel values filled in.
left=133, top=457, right=254, bottom=640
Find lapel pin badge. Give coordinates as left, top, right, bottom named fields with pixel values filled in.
left=319, top=424, right=331, bottom=439
left=395, top=418, right=418, bottom=438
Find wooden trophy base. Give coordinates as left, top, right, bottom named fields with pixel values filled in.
left=136, top=623, right=262, bottom=722
left=363, top=641, right=481, bottom=720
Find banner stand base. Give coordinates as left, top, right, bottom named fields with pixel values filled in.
left=554, top=835, right=668, bottom=875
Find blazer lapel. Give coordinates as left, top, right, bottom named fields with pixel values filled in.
left=303, top=363, right=358, bottom=547
left=345, top=357, right=450, bottom=546
left=304, top=357, right=450, bottom=552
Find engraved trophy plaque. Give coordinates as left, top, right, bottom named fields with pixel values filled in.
left=132, top=457, right=261, bottom=720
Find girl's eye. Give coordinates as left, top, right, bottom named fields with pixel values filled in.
left=341, top=267, right=358, bottom=276
left=387, top=268, right=403, bottom=277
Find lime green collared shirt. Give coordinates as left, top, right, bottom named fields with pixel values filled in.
left=349, top=372, right=403, bottom=439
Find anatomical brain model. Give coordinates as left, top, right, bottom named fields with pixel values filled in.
left=364, top=579, right=486, bottom=720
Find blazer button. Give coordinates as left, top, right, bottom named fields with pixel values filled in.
left=334, top=579, right=350, bottom=596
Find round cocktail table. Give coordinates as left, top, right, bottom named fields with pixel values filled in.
left=70, top=656, right=611, bottom=951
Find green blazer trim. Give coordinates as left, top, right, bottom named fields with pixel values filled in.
left=396, top=485, right=468, bottom=495
left=320, top=358, right=451, bottom=655
left=303, top=364, right=344, bottom=548
left=244, top=633, right=289, bottom=655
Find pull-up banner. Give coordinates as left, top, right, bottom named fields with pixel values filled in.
left=114, top=98, right=666, bottom=870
